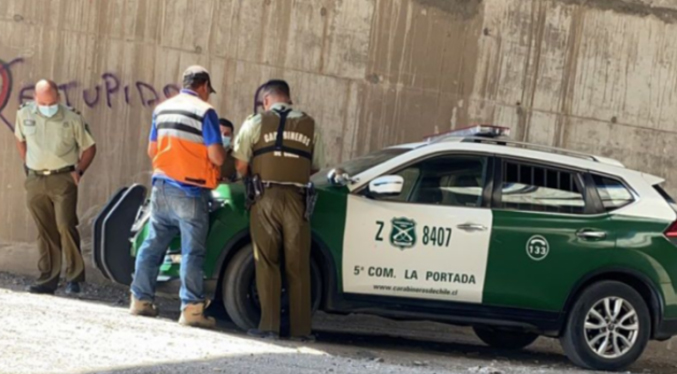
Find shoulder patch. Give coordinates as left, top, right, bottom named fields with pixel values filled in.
left=19, top=101, right=35, bottom=110
left=246, top=113, right=263, bottom=124
left=18, top=101, right=36, bottom=114
left=66, top=106, right=82, bottom=115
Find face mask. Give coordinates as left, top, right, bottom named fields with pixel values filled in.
left=38, top=104, right=59, bottom=118
left=222, top=136, right=231, bottom=148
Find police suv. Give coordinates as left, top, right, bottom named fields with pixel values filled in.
left=95, top=125, right=677, bottom=371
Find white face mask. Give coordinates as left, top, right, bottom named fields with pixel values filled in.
left=38, top=104, right=59, bottom=118
left=222, top=136, right=232, bottom=148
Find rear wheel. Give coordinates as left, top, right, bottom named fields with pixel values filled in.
left=560, top=281, right=650, bottom=371
left=222, top=244, right=323, bottom=332
left=473, top=327, right=538, bottom=350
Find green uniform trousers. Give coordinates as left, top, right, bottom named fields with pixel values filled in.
left=25, top=172, right=84, bottom=290
left=250, top=185, right=311, bottom=337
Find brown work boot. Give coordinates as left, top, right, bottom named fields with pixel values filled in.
left=179, top=302, right=216, bottom=329
left=129, top=295, right=159, bottom=317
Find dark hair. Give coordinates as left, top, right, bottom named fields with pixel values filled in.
left=219, top=118, right=234, bottom=130
left=262, top=79, right=291, bottom=99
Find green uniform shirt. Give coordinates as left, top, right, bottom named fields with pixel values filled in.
left=14, top=102, right=96, bottom=171
left=233, top=103, right=325, bottom=170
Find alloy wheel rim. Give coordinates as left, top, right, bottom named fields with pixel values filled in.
left=584, top=297, right=639, bottom=359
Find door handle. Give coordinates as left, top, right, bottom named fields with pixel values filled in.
left=457, top=223, right=487, bottom=232
left=577, top=230, right=607, bottom=240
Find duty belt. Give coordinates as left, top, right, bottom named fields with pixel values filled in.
left=261, top=181, right=317, bottom=220
left=27, top=165, right=75, bottom=176
left=262, top=181, right=307, bottom=190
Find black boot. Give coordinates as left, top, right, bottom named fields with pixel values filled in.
left=27, top=284, right=56, bottom=295
left=65, top=282, right=81, bottom=295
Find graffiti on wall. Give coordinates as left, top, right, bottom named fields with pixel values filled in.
left=0, top=58, right=23, bottom=131
left=0, top=58, right=181, bottom=131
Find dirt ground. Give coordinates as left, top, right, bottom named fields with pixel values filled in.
left=1, top=272, right=677, bottom=374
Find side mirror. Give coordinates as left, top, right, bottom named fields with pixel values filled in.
left=327, top=168, right=352, bottom=186
left=368, top=175, right=404, bottom=196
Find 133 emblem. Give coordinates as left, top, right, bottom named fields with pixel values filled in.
left=390, top=217, right=417, bottom=250
left=526, top=235, right=549, bottom=261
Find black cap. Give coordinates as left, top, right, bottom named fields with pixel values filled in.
left=182, top=65, right=216, bottom=94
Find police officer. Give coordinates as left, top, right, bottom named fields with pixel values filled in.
left=219, top=118, right=237, bottom=182
left=233, top=80, right=325, bottom=341
left=129, top=65, right=224, bottom=329
left=14, top=80, right=97, bottom=295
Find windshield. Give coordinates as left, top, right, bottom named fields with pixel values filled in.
left=320, top=147, right=412, bottom=178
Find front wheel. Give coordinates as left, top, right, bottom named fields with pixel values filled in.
left=560, top=281, right=651, bottom=371
left=473, top=327, right=538, bottom=350
left=222, top=244, right=323, bottom=332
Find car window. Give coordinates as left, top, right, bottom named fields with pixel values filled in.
left=501, top=162, right=585, bottom=214
left=374, top=155, right=487, bottom=207
left=592, top=175, right=634, bottom=211
left=378, top=167, right=421, bottom=202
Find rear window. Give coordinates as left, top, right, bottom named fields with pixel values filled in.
left=501, top=162, right=585, bottom=214
left=592, top=175, right=634, bottom=212
left=654, top=184, right=677, bottom=211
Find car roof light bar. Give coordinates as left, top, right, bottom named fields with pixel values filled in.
left=462, top=137, right=625, bottom=167
left=422, top=124, right=624, bottom=167
left=424, top=125, right=511, bottom=143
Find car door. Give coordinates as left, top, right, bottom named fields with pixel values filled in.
left=482, top=158, right=616, bottom=312
left=341, top=154, right=494, bottom=304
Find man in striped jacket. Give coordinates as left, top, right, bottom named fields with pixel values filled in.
left=129, top=65, right=225, bottom=328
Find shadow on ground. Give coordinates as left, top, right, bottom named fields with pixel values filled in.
left=2, top=272, right=675, bottom=373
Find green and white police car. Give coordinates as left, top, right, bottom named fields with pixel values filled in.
left=94, top=125, right=677, bottom=371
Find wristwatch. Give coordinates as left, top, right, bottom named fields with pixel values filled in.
left=77, top=169, right=84, bottom=177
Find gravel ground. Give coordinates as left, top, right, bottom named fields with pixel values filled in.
left=1, top=272, right=676, bottom=374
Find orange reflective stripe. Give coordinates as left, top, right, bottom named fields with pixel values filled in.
left=151, top=94, right=219, bottom=189
left=153, top=135, right=218, bottom=189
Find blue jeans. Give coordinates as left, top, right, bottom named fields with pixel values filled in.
left=130, top=180, right=210, bottom=309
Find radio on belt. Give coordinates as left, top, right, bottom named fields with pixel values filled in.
left=424, top=124, right=511, bottom=142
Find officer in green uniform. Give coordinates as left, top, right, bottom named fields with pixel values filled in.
left=233, top=80, right=324, bottom=341
left=14, top=80, right=97, bottom=295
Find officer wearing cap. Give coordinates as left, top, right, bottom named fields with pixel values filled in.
left=233, top=79, right=325, bottom=341
left=219, top=118, right=238, bottom=182
left=14, top=79, right=97, bottom=295
left=129, top=65, right=225, bottom=328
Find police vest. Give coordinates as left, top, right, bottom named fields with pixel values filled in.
left=251, top=108, right=315, bottom=185
left=152, top=93, right=219, bottom=189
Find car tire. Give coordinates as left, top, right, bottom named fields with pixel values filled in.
left=222, top=243, right=323, bottom=332
left=473, top=327, right=538, bottom=350
left=560, top=281, right=651, bottom=371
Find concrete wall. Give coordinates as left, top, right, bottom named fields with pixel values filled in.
left=2, top=0, right=677, bottom=277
